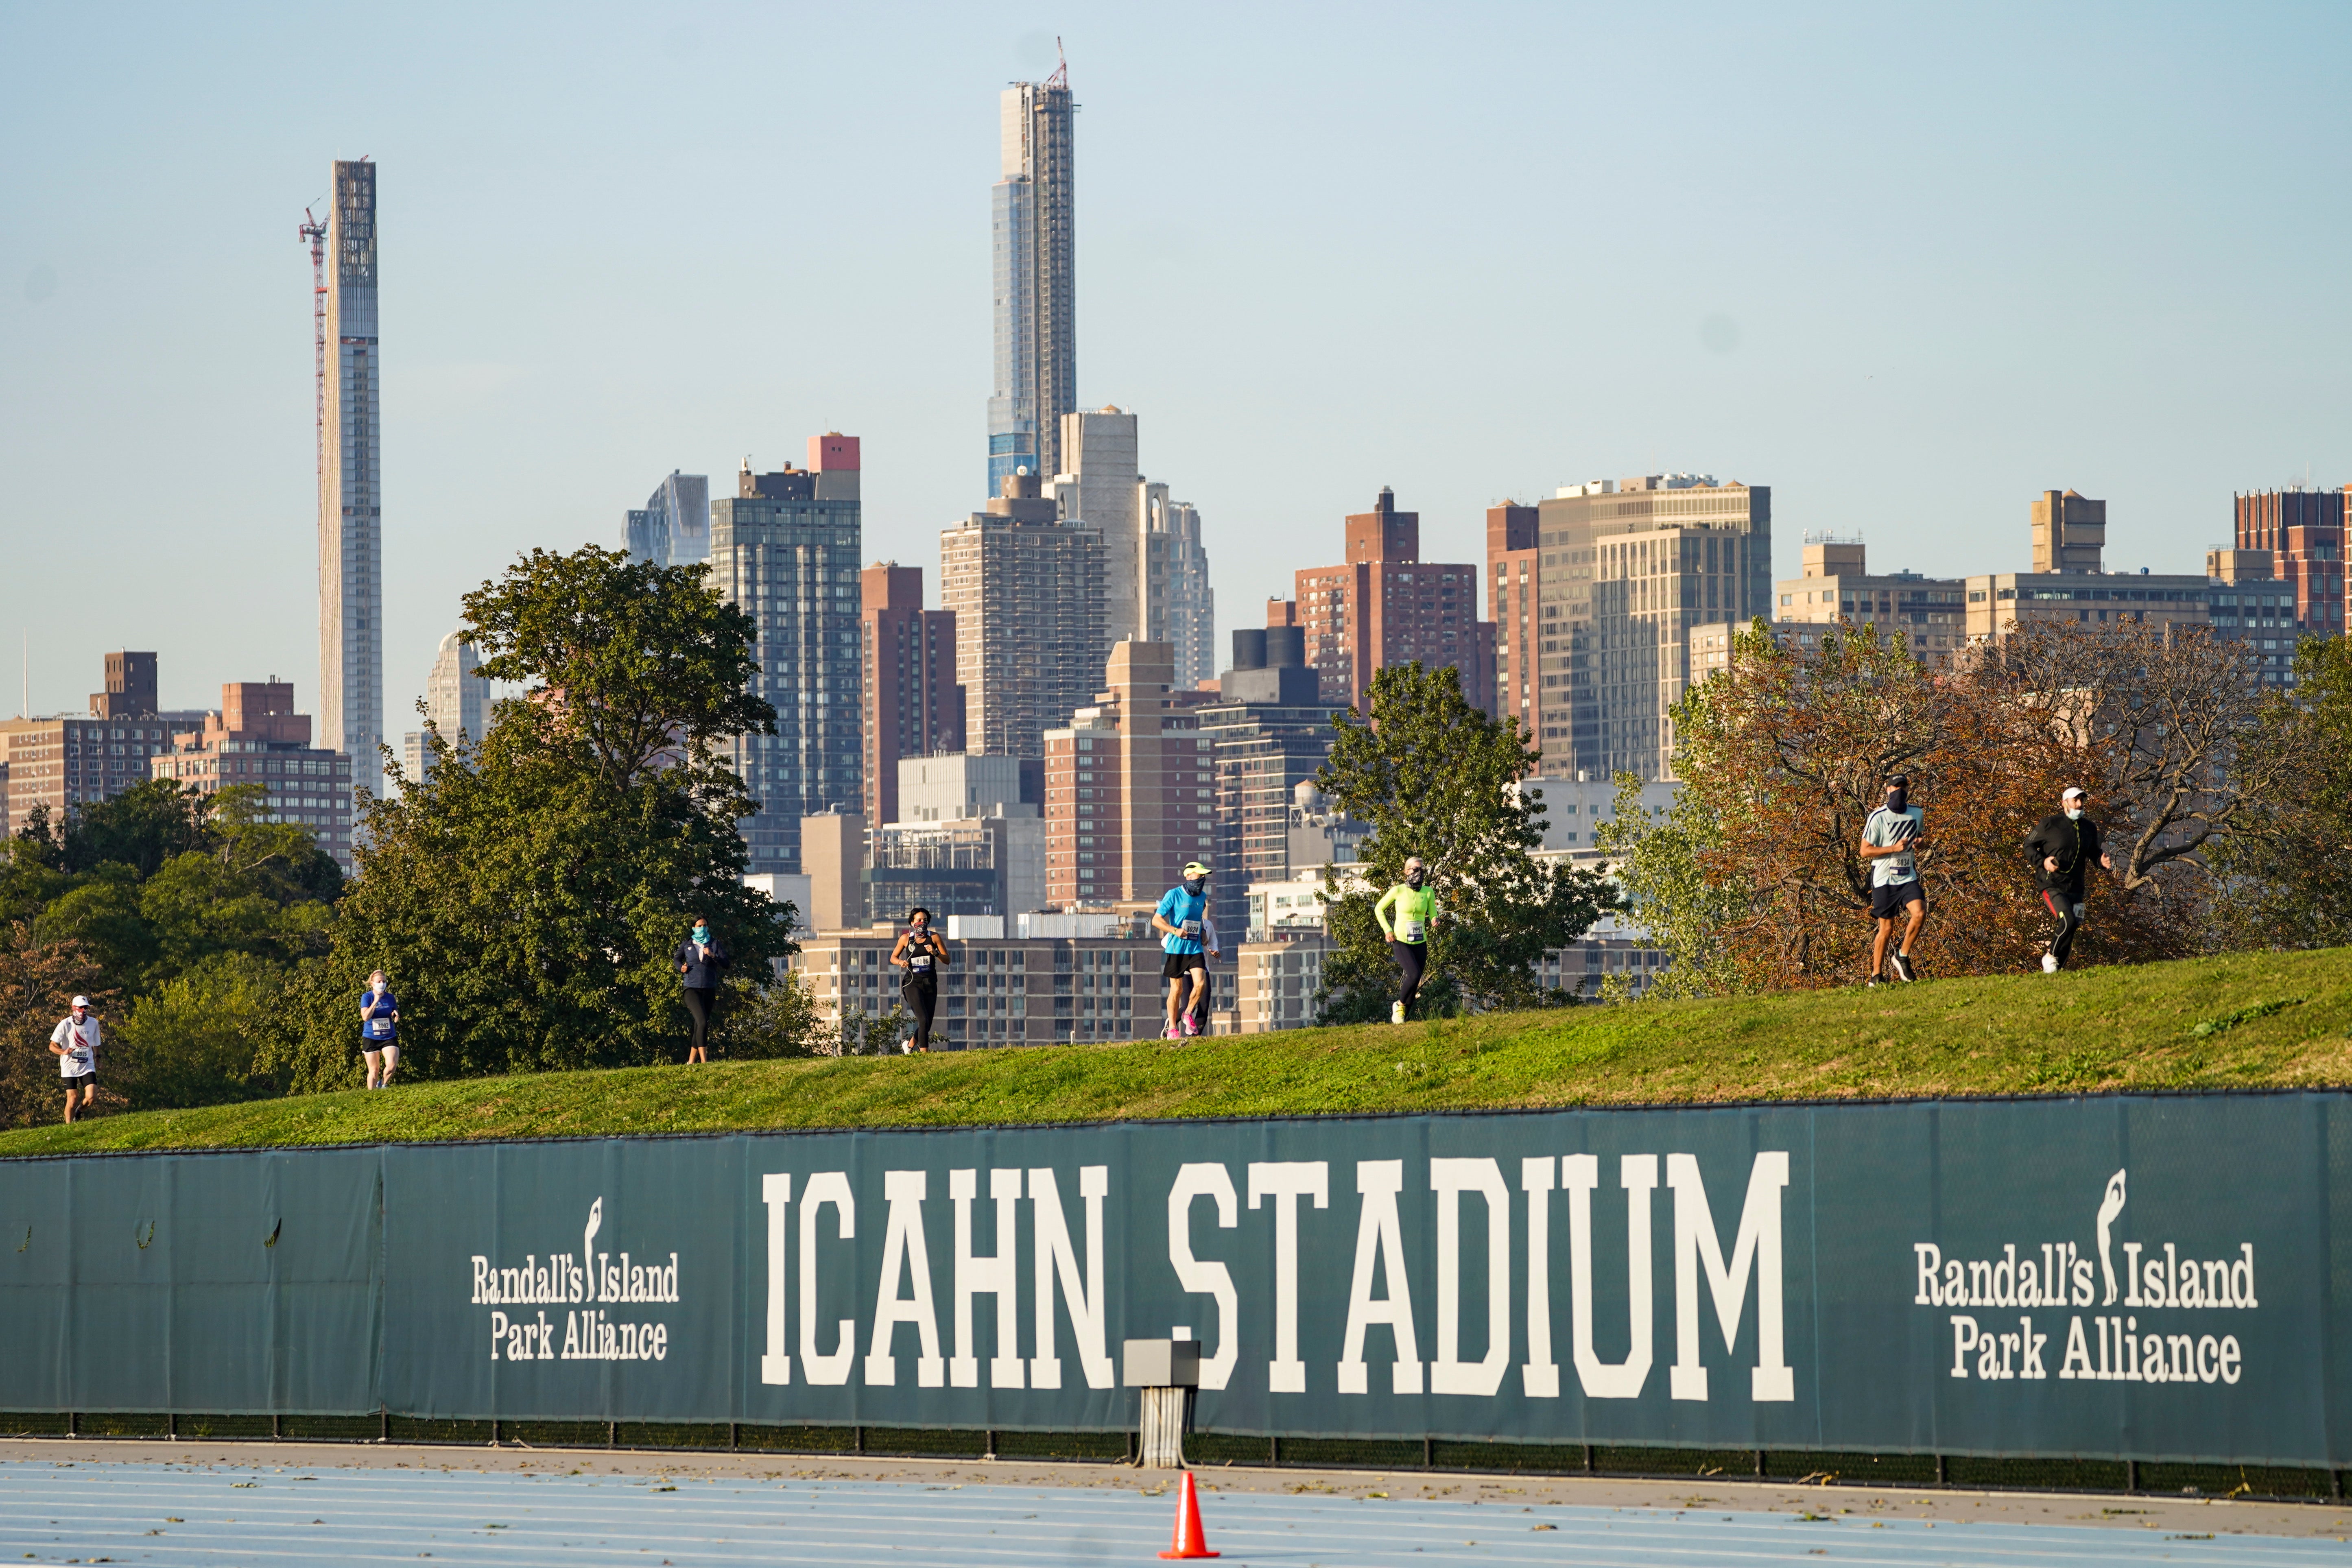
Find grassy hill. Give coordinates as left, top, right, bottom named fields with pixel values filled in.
left=5, top=947, right=2348, bottom=1159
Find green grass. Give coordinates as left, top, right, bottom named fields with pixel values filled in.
left=8, top=947, right=2352, bottom=1158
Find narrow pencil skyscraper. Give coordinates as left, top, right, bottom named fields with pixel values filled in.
left=987, top=62, right=1076, bottom=493
left=319, top=158, right=382, bottom=789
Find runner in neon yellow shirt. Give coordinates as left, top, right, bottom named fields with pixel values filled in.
left=1374, top=856, right=1437, bottom=1024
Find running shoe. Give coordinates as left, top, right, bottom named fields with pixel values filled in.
left=1181, top=1015, right=1200, bottom=1037
left=1391, top=1001, right=1406, bottom=1025
left=1865, top=975, right=1880, bottom=988
left=1163, top=1023, right=1181, bottom=1040
left=2042, top=952, right=2059, bottom=974
left=1891, top=952, right=1916, bottom=983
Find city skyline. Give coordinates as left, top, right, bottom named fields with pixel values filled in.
left=4, top=7, right=2350, bottom=722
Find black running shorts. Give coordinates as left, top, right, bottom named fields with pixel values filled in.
left=1870, top=881, right=1926, bottom=918
left=1162, top=952, right=1207, bottom=980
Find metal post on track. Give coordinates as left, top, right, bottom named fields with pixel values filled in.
left=1422, top=1435, right=1434, bottom=1470
left=1935, top=1454, right=1948, bottom=1485
left=729, top=1422, right=738, bottom=1452
left=2127, top=1458, right=2141, bottom=1492
left=1583, top=1443, right=1595, bottom=1474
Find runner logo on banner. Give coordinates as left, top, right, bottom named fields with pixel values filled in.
left=470, top=1196, right=682, bottom=1364
left=1912, top=1168, right=2258, bottom=1388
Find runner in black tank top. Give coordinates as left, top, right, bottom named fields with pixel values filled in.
left=891, top=908, right=951, bottom=1052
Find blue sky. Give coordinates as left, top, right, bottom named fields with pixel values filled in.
left=3, top=2, right=2348, bottom=723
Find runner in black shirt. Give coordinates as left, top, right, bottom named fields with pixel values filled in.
left=2023, top=786, right=2112, bottom=972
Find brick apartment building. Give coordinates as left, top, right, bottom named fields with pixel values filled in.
left=149, top=681, right=358, bottom=870
left=1043, top=640, right=1217, bottom=907
left=2232, top=487, right=2345, bottom=638
left=1511, top=475, right=1773, bottom=782
left=858, top=562, right=964, bottom=828
left=1, top=652, right=209, bottom=835
left=1282, top=487, right=1495, bottom=715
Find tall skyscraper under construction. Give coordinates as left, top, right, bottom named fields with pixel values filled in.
left=318, top=158, right=382, bottom=790
left=987, top=67, right=1077, bottom=494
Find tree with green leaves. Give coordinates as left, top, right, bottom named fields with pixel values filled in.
left=1590, top=771, right=1745, bottom=1000
left=13, top=782, right=340, bottom=996
left=277, top=546, right=797, bottom=1089
left=2210, top=634, right=2352, bottom=950
left=712, top=970, right=830, bottom=1059
left=1311, top=661, right=1618, bottom=1022
left=12, top=778, right=209, bottom=878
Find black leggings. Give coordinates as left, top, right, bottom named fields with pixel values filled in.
left=2042, top=889, right=2086, bottom=967
left=683, top=986, right=718, bottom=1056
left=903, top=981, right=939, bottom=1049
left=1393, top=941, right=1427, bottom=1013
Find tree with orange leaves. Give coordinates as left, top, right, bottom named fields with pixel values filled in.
left=1612, top=615, right=2258, bottom=991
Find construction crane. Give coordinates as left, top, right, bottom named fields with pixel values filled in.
left=298, top=205, right=327, bottom=483
left=1046, top=35, right=1067, bottom=90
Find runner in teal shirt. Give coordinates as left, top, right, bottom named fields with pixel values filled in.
left=1152, top=861, right=1214, bottom=1040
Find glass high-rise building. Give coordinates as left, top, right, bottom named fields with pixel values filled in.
left=319, top=158, right=382, bottom=792
left=987, top=74, right=1076, bottom=494
left=622, top=470, right=711, bottom=568
left=1143, top=486, right=1216, bottom=690
left=713, top=437, right=864, bottom=875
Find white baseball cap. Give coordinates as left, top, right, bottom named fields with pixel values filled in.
left=2062, top=786, right=2086, bottom=801
left=70, top=996, right=90, bottom=1009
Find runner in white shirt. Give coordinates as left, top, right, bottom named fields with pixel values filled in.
left=48, top=996, right=100, bottom=1123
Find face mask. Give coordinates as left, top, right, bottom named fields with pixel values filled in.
left=692, top=926, right=710, bottom=942
left=2065, top=808, right=2083, bottom=821
left=1406, top=870, right=1426, bottom=889
left=1886, top=788, right=1906, bottom=814
left=1183, top=878, right=1205, bottom=897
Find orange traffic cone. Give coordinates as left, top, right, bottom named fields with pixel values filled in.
left=1158, top=1469, right=1220, bottom=1559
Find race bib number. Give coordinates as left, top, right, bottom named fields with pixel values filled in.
left=69, top=1047, right=91, bottom=1068
left=1399, top=919, right=1426, bottom=943
left=909, top=954, right=933, bottom=972
left=1180, top=919, right=1202, bottom=941
left=367, top=1018, right=391, bottom=1039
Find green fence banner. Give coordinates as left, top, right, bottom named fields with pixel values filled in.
left=1, top=1093, right=2341, bottom=1464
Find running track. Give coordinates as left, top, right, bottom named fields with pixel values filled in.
left=5, top=1454, right=2347, bottom=1566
